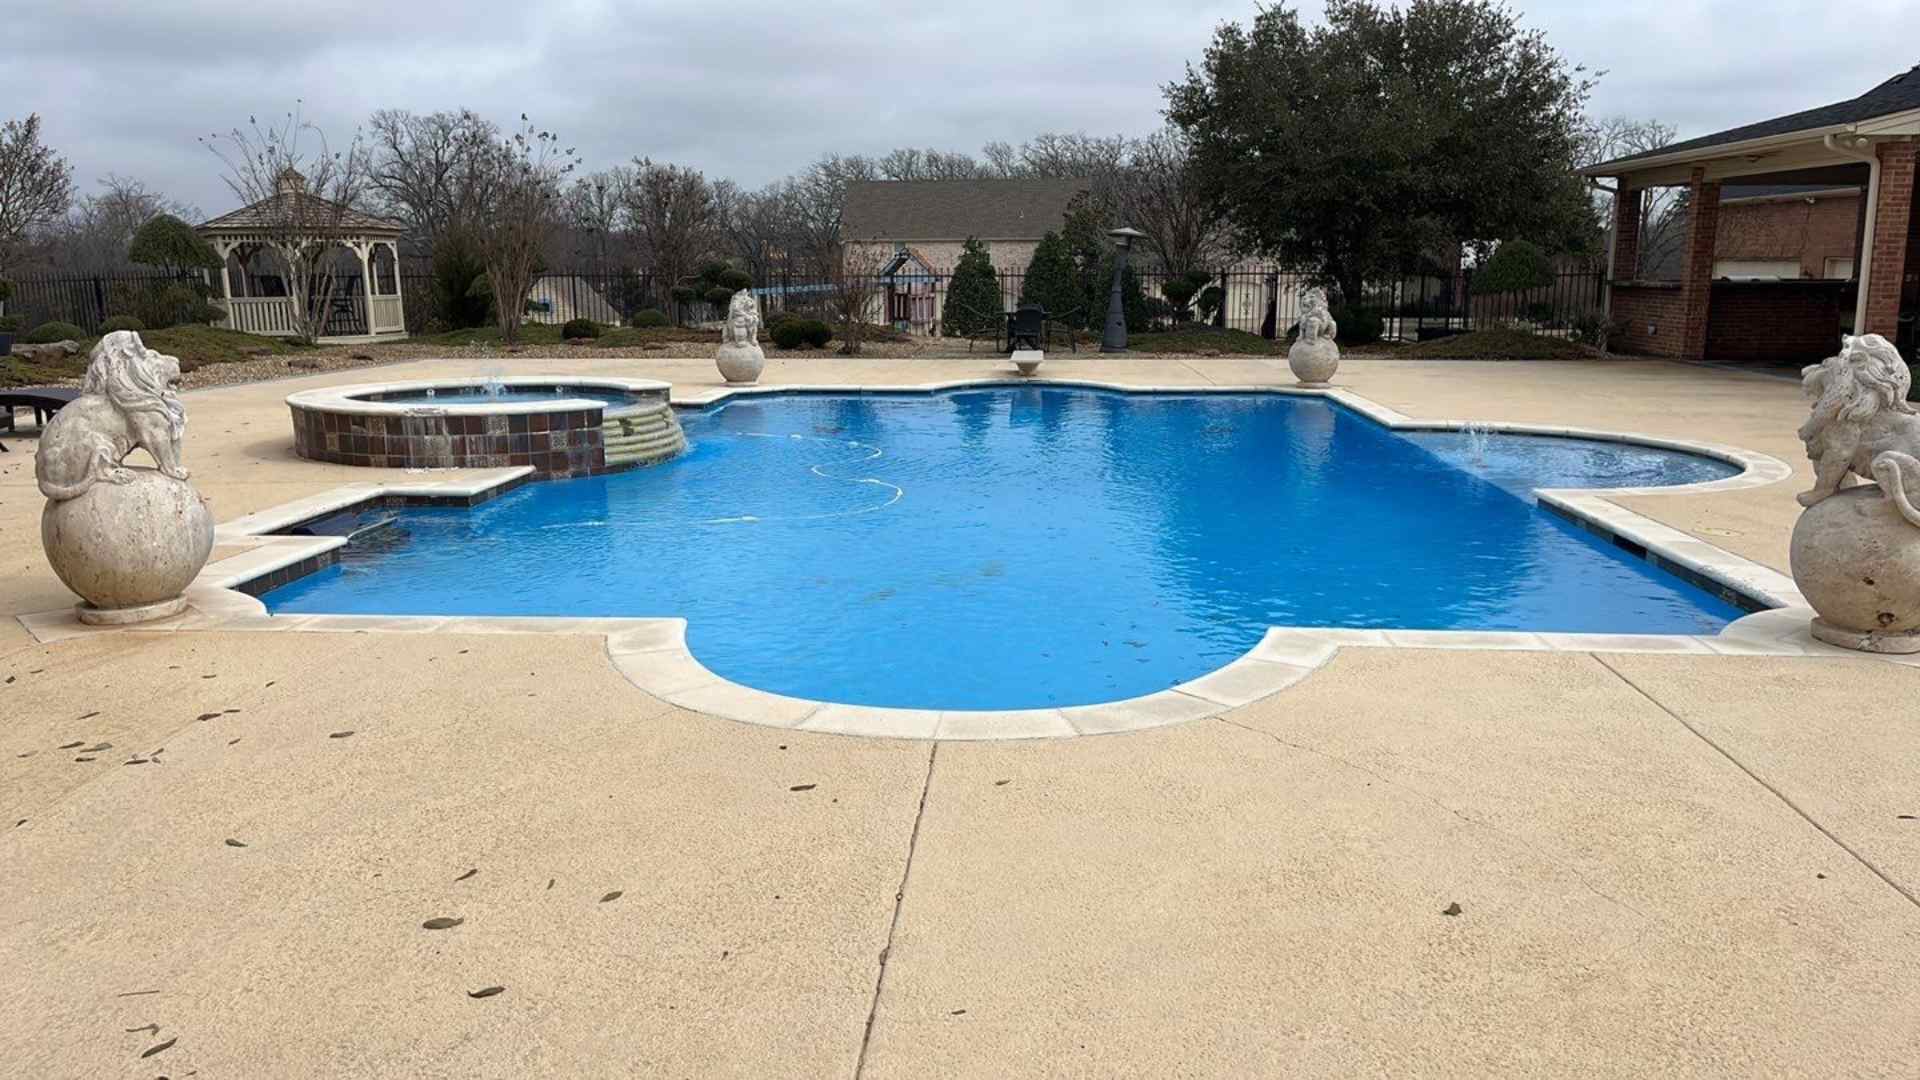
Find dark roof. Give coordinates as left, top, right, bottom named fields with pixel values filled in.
left=842, top=178, right=1087, bottom=241
left=199, top=192, right=404, bottom=234
left=1593, top=64, right=1920, bottom=171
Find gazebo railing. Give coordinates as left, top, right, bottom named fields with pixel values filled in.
left=222, top=297, right=297, bottom=336
left=369, top=296, right=405, bottom=334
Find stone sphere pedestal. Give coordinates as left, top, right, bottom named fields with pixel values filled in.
left=1788, top=484, right=1920, bottom=653
left=41, top=469, right=215, bottom=626
left=716, top=341, right=765, bottom=385
left=1288, top=337, right=1340, bottom=388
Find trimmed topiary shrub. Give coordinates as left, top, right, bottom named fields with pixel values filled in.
left=1474, top=239, right=1556, bottom=296
left=561, top=317, right=601, bottom=339
left=801, top=319, right=833, bottom=348
left=630, top=308, right=669, bottom=328
left=25, top=320, right=86, bottom=343
left=99, top=315, right=147, bottom=333
left=1018, top=232, right=1083, bottom=326
left=944, top=237, right=1002, bottom=338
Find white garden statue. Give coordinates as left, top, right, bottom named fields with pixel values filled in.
left=35, top=331, right=214, bottom=624
left=1288, top=286, right=1340, bottom=387
left=715, top=288, right=766, bottom=385
left=1787, top=333, right=1920, bottom=652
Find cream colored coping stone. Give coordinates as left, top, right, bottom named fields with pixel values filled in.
left=19, top=378, right=1901, bottom=742
left=284, top=375, right=672, bottom=417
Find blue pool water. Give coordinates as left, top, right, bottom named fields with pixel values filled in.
left=266, top=388, right=1748, bottom=709
left=365, top=386, right=633, bottom=406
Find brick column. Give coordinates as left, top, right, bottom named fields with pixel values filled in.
left=1611, top=187, right=1641, bottom=282
left=1863, top=141, right=1916, bottom=337
left=1678, top=168, right=1721, bottom=361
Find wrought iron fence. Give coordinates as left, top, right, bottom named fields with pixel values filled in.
left=4, top=265, right=1608, bottom=345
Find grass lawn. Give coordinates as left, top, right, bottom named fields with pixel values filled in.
left=1127, top=325, right=1283, bottom=356
left=1397, top=327, right=1596, bottom=361
left=2, top=326, right=309, bottom=387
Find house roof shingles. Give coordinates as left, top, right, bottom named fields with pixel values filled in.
left=199, top=192, right=404, bottom=235
left=841, top=178, right=1088, bottom=241
left=1589, top=64, right=1920, bottom=173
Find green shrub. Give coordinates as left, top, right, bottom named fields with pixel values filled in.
left=1196, top=284, right=1226, bottom=325
left=1330, top=304, right=1385, bottom=345
left=0, top=279, right=12, bottom=302
left=1571, top=311, right=1625, bottom=350
left=1474, top=239, right=1556, bottom=295
left=561, top=317, right=601, bottom=339
left=128, top=215, right=221, bottom=275
left=703, top=285, right=733, bottom=308
left=99, top=315, right=147, bottom=333
left=771, top=318, right=833, bottom=349
left=25, top=320, right=86, bottom=343
left=1162, top=270, right=1213, bottom=321
left=185, top=301, right=226, bottom=325
left=944, top=237, right=1002, bottom=338
left=0, top=315, right=22, bottom=332
left=1018, top=232, right=1084, bottom=326
left=432, top=238, right=492, bottom=329
left=629, top=308, right=669, bottom=328
left=717, top=268, right=752, bottom=292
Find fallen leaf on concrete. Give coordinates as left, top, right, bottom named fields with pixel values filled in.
left=789, top=783, right=816, bottom=792
left=228, top=738, right=241, bottom=746
left=139, top=1037, right=176, bottom=1058
left=328, top=731, right=354, bottom=739
left=994, top=780, right=1010, bottom=787
left=77, top=711, right=99, bottom=720
left=194, top=713, right=220, bottom=722
left=74, top=756, right=97, bottom=762
left=422, top=917, right=464, bottom=930
left=468, top=986, right=504, bottom=998
left=546, top=878, right=555, bottom=890
left=224, top=838, right=247, bottom=848
left=83, top=743, right=111, bottom=752
left=600, top=891, right=623, bottom=903
left=124, top=1023, right=160, bottom=1035
left=1441, top=902, right=1463, bottom=916
left=455, top=868, right=478, bottom=882
left=58, top=741, right=83, bottom=750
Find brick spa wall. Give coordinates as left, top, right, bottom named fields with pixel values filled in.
left=291, top=405, right=608, bottom=477
left=1610, top=283, right=1688, bottom=357
left=1704, top=281, right=1847, bottom=365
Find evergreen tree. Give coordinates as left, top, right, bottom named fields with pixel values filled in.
left=943, top=237, right=1001, bottom=338
left=1017, top=231, right=1082, bottom=324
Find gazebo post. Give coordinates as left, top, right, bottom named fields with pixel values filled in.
left=386, top=241, right=405, bottom=334
left=355, top=241, right=374, bottom=338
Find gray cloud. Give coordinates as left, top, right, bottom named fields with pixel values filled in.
left=7, top=0, right=1919, bottom=216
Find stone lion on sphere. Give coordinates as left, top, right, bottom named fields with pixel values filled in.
left=1797, top=332, right=1920, bottom=526
left=35, top=330, right=189, bottom=502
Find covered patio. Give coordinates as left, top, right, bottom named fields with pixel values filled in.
left=196, top=169, right=409, bottom=344
left=1582, top=64, right=1920, bottom=363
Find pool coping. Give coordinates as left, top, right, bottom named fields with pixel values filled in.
left=21, top=377, right=1892, bottom=742
left=285, top=375, right=673, bottom=417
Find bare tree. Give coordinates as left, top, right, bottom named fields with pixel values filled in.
left=26, top=174, right=197, bottom=274
left=466, top=116, right=578, bottom=344
left=822, top=240, right=890, bottom=355
left=786, top=153, right=878, bottom=272
left=1580, top=116, right=1682, bottom=278
left=1111, top=126, right=1233, bottom=274
left=0, top=113, right=75, bottom=275
left=714, top=181, right=793, bottom=284
left=203, top=106, right=372, bottom=344
left=876, top=147, right=988, bottom=181
left=623, top=159, right=719, bottom=321
left=563, top=166, right=636, bottom=272
left=365, top=108, right=497, bottom=249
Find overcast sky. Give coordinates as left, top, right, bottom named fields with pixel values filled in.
left=8, top=1, right=1919, bottom=218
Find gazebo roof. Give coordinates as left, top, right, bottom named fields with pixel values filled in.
left=198, top=168, right=404, bottom=236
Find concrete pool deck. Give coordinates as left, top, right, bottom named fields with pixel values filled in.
left=2, top=353, right=1917, bottom=1076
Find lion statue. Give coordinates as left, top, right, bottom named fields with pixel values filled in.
left=1297, top=286, right=1338, bottom=344
left=722, top=288, right=761, bottom=347
left=35, top=330, right=188, bottom=502
left=1796, top=332, right=1920, bottom=527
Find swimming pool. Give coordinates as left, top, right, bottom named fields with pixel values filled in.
left=264, top=388, right=1749, bottom=710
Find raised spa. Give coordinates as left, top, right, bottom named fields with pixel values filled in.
left=287, top=377, right=685, bottom=476
left=266, top=387, right=1752, bottom=710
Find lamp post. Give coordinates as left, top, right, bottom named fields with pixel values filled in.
left=1101, top=226, right=1145, bottom=353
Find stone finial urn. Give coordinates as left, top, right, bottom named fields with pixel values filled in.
left=1787, top=333, right=1920, bottom=652
left=716, top=289, right=766, bottom=385
left=1287, top=286, right=1340, bottom=387
left=35, top=331, right=215, bottom=624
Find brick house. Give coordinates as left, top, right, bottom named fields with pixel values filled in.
left=1713, top=185, right=1861, bottom=280
left=842, top=178, right=1087, bottom=333
left=1581, top=64, right=1920, bottom=363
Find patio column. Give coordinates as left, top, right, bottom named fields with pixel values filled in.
left=1677, top=167, right=1721, bottom=361
left=1863, top=141, right=1917, bottom=338
left=1610, top=187, right=1641, bottom=283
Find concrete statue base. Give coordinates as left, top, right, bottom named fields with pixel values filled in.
left=42, top=469, right=215, bottom=624
left=1789, top=483, right=1920, bottom=652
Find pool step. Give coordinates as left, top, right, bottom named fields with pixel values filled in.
left=601, top=402, right=687, bottom=468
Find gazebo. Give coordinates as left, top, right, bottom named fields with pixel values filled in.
left=196, top=169, right=409, bottom=342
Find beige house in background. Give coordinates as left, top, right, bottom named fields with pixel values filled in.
left=842, top=178, right=1088, bottom=334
